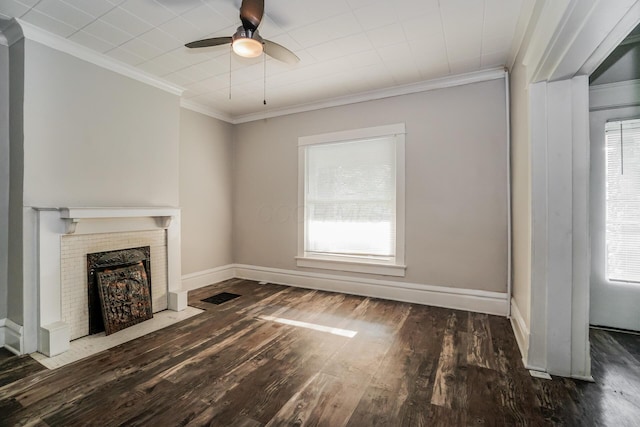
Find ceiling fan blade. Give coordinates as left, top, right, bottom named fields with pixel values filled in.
left=185, top=37, right=232, bottom=49
left=263, top=40, right=299, bottom=64
left=240, top=0, right=264, bottom=30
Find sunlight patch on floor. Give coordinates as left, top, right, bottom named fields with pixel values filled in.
left=258, top=315, right=358, bottom=338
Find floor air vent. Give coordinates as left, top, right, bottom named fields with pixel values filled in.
left=201, top=292, right=241, bottom=305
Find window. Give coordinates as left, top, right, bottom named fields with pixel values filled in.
left=297, top=123, right=405, bottom=276
left=605, top=118, right=640, bottom=283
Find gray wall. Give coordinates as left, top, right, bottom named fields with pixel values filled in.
left=7, top=38, right=181, bottom=336
left=0, top=42, right=8, bottom=320
left=22, top=40, right=180, bottom=208
left=591, top=43, right=640, bottom=86
left=234, top=79, right=509, bottom=293
left=179, top=108, right=234, bottom=275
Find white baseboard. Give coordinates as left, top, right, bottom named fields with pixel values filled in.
left=181, top=264, right=235, bottom=291
left=3, top=318, right=24, bottom=355
left=234, top=264, right=509, bottom=316
left=0, top=318, right=4, bottom=348
left=510, top=298, right=530, bottom=368
left=182, top=264, right=509, bottom=316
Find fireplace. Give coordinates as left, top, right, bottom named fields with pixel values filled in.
left=61, top=229, right=167, bottom=340
left=26, top=207, right=187, bottom=357
left=87, top=246, right=153, bottom=335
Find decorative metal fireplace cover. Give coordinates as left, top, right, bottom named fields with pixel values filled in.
left=87, top=247, right=152, bottom=335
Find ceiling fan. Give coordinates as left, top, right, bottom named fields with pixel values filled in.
left=184, top=0, right=299, bottom=65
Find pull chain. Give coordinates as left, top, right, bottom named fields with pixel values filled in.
left=263, top=45, right=267, bottom=106
left=229, top=44, right=232, bottom=100
left=620, top=122, right=624, bottom=175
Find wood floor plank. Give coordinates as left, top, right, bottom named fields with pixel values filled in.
left=347, top=305, right=449, bottom=426
left=1, top=280, right=639, bottom=426
left=37, top=288, right=337, bottom=426
left=430, top=310, right=468, bottom=418
left=117, top=380, right=211, bottom=427
left=0, top=355, right=46, bottom=388
left=555, top=328, right=640, bottom=426
left=266, top=298, right=409, bottom=427
left=465, top=365, right=509, bottom=425
left=466, top=312, right=498, bottom=370
left=202, top=333, right=345, bottom=425
left=200, top=293, right=372, bottom=425
left=229, top=415, right=265, bottom=427
left=605, top=329, right=640, bottom=365
left=487, top=315, right=548, bottom=425
left=0, top=348, right=16, bottom=361
left=187, top=293, right=367, bottom=426
left=298, top=300, right=410, bottom=425
left=7, top=287, right=301, bottom=423
left=320, top=298, right=411, bottom=380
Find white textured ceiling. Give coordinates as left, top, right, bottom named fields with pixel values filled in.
left=0, top=0, right=528, bottom=120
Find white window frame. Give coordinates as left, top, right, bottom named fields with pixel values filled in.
left=296, top=123, right=406, bottom=277
left=604, top=117, right=640, bottom=284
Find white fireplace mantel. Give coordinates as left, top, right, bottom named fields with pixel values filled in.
left=31, top=207, right=186, bottom=357
left=59, top=207, right=178, bottom=233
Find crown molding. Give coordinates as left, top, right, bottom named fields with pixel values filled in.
left=179, top=99, right=233, bottom=123
left=14, top=19, right=183, bottom=96
left=520, top=0, right=640, bottom=83
left=179, top=68, right=506, bottom=125
left=521, top=0, right=573, bottom=82
left=231, top=68, right=507, bottom=124
left=584, top=2, right=640, bottom=75
left=507, top=0, right=539, bottom=69
left=0, top=18, right=24, bottom=47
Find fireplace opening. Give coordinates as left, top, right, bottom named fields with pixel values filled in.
left=87, top=246, right=153, bottom=335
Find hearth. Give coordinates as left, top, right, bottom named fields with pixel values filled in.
left=87, top=246, right=153, bottom=335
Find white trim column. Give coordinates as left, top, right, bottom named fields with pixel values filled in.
left=546, top=79, right=575, bottom=376
left=528, top=80, right=549, bottom=372
left=167, top=210, right=186, bottom=311
left=528, top=77, right=592, bottom=378
left=570, top=76, right=592, bottom=380
left=37, top=209, right=69, bottom=357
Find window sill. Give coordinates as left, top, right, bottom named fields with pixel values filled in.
left=295, top=255, right=406, bottom=277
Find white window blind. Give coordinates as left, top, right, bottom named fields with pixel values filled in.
left=304, top=136, right=396, bottom=258
left=605, top=118, right=640, bottom=283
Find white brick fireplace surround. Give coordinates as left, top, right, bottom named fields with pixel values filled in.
left=31, top=207, right=187, bottom=357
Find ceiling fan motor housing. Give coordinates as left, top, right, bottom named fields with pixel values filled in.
left=232, top=26, right=264, bottom=44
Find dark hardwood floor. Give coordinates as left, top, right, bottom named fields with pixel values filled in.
left=1, top=279, right=639, bottom=426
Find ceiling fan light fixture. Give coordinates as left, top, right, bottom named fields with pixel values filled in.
left=232, top=37, right=263, bottom=58
left=232, top=26, right=264, bottom=58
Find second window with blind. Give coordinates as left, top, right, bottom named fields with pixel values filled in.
left=605, top=118, right=640, bottom=284
left=296, top=123, right=406, bottom=277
